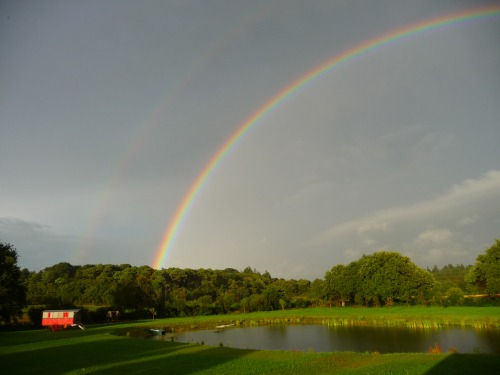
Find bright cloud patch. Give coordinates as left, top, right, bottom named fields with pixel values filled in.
left=311, top=170, right=500, bottom=267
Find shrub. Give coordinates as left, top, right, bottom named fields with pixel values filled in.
left=446, top=288, right=465, bottom=306
left=27, top=306, right=44, bottom=327
left=428, top=343, right=443, bottom=354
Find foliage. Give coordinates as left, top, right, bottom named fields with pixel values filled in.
left=445, top=288, right=465, bottom=307
left=323, top=264, right=352, bottom=304
left=324, top=251, right=434, bottom=306
left=465, top=239, right=500, bottom=296
left=0, top=242, right=27, bottom=323
left=24, top=263, right=321, bottom=319
left=19, top=240, right=500, bottom=320
left=263, top=284, right=285, bottom=310
left=429, top=263, right=472, bottom=292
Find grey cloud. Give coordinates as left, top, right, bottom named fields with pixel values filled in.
left=0, top=217, right=80, bottom=270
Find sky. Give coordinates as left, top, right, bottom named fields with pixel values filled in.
left=1, top=0, right=499, bottom=280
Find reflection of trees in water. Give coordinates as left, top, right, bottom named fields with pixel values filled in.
left=326, top=326, right=500, bottom=354
left=173, top=325, right=500, bottom=353
left=265, top=325, right=288, bottom=347
left=475, top=329, right=500, bottom=355
left=325, top=326, right=434, bottom=353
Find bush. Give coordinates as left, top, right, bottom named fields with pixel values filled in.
left=27, top=306, right=45, bottom=327
left=79, top=307, right=110, bottom=324
left=445, top=288, right=465, bottom=306
left=290, top=296, right=312, bottom=309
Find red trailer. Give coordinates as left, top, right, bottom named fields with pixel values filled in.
left=42, top=309, right=84, bottom=330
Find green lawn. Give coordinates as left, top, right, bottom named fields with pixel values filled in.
left=2, top=307, right=500, bottom=374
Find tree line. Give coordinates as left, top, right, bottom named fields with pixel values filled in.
left=1, top=240, right=499, bottom=324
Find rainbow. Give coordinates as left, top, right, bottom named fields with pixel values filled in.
left=152, top=6, right=500, bottom=269
left=74, top=3, right=278, bottom=264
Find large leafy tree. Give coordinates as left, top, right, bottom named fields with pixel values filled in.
left=0, top=242, right=27, bottom=323
left=357, top=252, right=434, bottom=305
left=465, top=239, right=500, bottom=296
left=324, top=251, right=434, bottom=306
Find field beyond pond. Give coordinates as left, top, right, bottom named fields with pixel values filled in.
left=138, top=306, right=500, bottom=331
left=2, top=307, right=500, bottom=374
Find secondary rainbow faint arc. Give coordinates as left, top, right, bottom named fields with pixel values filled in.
left=153, top=6, right=500, bottom=269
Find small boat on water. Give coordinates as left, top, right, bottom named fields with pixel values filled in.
left=215, top=324, right=235, bottom=329
left=145, top=328, right=166, bottom=336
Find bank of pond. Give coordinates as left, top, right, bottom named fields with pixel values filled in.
left=133, top=306, right=500, bottom=354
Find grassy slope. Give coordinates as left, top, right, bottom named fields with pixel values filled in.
left=2, top=307, right=500, bottom=374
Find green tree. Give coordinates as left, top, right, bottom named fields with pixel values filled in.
left=263, top=284, right=285, bottom=310
left=356, top=251, right=434, bottom=305
left=324, top=251, right=434, bottom=307
left=196, top=295, right=215, bottom=315
left=323, top=260, right=362, bottom=306
left=279, top=298, right=287, bottom=311
left=110, top=266, right=156, bottom=315
left=429, top=264, right=471, bottom=291
left=297, top=279, right=311, bottom=295
left=170, top=287, right=188, bottom=316
left=308, top=279, right=325, bottom=301
left=78, top=264, right=119, bottom=306
left=429, top=281, right=447, bottom=306
left=248, top=293, right=266, bottom=311
left=240, top=296, right=251, bottom=313
left=0, top=242, right=27, bottom=323
left=465, top=239, right=500, bottom=296
left=324, top=264, right=353, bottom=306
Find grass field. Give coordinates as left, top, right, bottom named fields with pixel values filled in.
left=2, top=307, right=500, bottom=374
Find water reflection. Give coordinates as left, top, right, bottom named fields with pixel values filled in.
left=155, top=325, right=500, bottom=354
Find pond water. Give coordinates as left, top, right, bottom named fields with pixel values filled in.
left=155, top=325, right=500, bottom=354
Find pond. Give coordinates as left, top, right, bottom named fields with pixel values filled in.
left=154, top=325, right=500, bottom=354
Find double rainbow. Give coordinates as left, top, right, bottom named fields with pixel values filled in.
left=153, top=6, right=500, bottom=269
